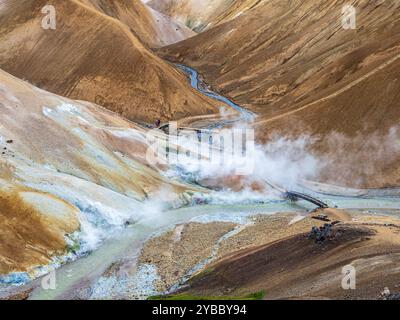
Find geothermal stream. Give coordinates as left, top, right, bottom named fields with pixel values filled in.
left=176, top=64, right=256, bottom=124
left=24, top=65, right=400, bottom=300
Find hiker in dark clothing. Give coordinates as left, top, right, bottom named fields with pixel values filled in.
left=155, top=119, right=161, bottom=128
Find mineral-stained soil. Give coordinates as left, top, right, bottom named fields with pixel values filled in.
left=160, top=0, right=400, bottom=188
left=138, top=212, right=324, bottom=294
left=178, top=211, right=400, bottom=300
left=0, top=189, right=79, bottom=275
left=0, top=66, right=199, bottom=276
left=216, top=213, right=325, bottom=259
left=141, top=210, right=400, bottom=300
left=77, top=0, right=195, bottom=48
left=147, top=0, right=262, bottom=32
left=0, top=0, right=220, bottom=123
left=139, top=222, right=237, bottom=292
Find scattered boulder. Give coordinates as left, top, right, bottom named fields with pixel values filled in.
left=308, top=224, right=333, bottom=244
left=379, top=287, right=400, bottom=300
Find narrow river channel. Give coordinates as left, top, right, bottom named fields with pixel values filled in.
left=28, top=65, right=400, bottom=300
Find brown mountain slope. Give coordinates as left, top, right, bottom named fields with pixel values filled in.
left=160, top=0, right=400, bottom=188
left=77, top=0, right=195, bottom=47
left=0, top=67, right=199, bottom=274
left=0, top=0, right=219, bottom=123
left=147, top=0, right=262, bottom=32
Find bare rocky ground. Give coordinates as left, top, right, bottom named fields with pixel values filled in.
left=160, top=0, right=400, bottom=189
left=1, top=0, right=400, bottom=301
left=138, top=209, right=400, bottom=300
left=139, top=222, right=237, bottom=292
left=137, top=212, right=325, bottom=295
left=0, top=0, right=221, bottom=123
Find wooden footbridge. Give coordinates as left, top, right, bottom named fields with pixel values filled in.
left=264, top=180, right=329, bottom=209
left=283, top=191, right=329, bottom=208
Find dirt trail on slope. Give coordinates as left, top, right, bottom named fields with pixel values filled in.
left=259, top=52, right=400, bottom=125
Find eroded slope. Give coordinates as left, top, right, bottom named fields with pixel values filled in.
left=78, top=0, right=195, bottom=47
left=0, top=68, right=196, bottom=278
left=160, top=0, right=400, bottom=188
left=0, top=0, right=219, bottom=123
left=148, top=0, right=261, bottom=32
